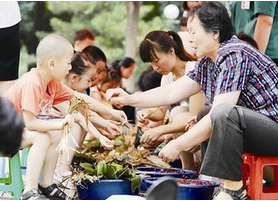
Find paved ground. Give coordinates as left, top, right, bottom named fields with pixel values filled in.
left=0, top=192, right=13, bottom=200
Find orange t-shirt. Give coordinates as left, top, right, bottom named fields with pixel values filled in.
left=3, top=68, right=74, bottom=117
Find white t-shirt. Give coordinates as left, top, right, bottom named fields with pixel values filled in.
left=0, top=1, right=21, bottom=29
left=160, top=61, right=196, bottom=109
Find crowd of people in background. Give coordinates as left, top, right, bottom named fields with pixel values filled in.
left=1, top=1, right=278, bottom=200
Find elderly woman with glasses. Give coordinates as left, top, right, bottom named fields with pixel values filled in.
left=106, top=2, right=278, bottom=199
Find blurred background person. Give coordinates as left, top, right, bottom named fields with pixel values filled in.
left=110, top=57, right=136, bottom=123
left=180, top=17, right=189, bottom=32
left=74, top=28, right=95, bottom=52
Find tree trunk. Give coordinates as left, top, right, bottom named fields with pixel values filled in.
left=124, top=1, right=141, bottom=92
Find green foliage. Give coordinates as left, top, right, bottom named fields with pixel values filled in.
left=78, top=157, right=141, bottom=192
left=19, top=1, right=174, bottom=84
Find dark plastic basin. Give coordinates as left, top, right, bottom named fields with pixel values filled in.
left=77, top=179, right=136, bottom=200
left=144, top=177, right=219, bottom=200
left=136, top=167, right=196, bottom=192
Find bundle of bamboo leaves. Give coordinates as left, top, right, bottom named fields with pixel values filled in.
left=56, top=98, right=90, bottom=158
left=71, top=124, right=170, bottom=192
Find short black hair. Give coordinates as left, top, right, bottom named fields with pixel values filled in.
left=0, top=97, right=24, bottom=157
left=101, top=65, right=121, bottom=85
left=82, top=45, right=107, bottom=63
left=119, top=57, right=135, bottom=68
left=138, top=66, right=162, bottom=91
left=188, top=1, right=234, bottom=43
left=69, top=52, right=96, bottom=76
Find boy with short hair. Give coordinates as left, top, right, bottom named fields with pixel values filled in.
left=4, top=34, right=75, bottom=200
left=4, top=34, right=126, bottom=200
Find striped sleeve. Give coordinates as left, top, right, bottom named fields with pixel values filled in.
left=215, top=52, right=251, bottom=95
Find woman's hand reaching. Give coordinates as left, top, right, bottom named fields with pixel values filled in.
left=106, top=88, right=130, bottom=106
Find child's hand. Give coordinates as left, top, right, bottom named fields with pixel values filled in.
left=71, top=112, right=84, bottom=124
left=111, top=110, right=128, bottom=124
left=99, top=135, right=114, bottom=148
left=61, top=114, right=75, bottom=129
left=107, top=122, right=121, bottom=136
left=99, top=129, right=115, bottom=139
left=185, top=116, right=197, bottom=131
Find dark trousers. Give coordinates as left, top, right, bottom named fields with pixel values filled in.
left=0, top=23, right=20, bottom=81
left=200, top=104, right=278, bottom=181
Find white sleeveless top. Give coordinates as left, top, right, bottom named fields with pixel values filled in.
left=0, top=1, right=21, bottom=28
left=160, top=61, right=196, bottom=109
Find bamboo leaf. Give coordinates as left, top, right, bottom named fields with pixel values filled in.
left=96, top=160, right=106, bottom=176
left=130, top=175, right=141, bottom=193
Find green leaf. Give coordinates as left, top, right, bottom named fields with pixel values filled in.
left=88, top=169, right=97, bottom=176
left=74, top=152, right=96, bottom=164
left=116, top=166, right=129, bottom=178
left=110, top=162, right=123, bottom=172
left=96, top=160, right=106, bottom=176
left=130, top=175, right=142, bottom=193
left=80, top=163, right=94, bottom=174
left=103, top=165, right=117, bottom=179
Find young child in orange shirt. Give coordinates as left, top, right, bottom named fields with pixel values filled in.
left=3, top=34, right=126, bottom=200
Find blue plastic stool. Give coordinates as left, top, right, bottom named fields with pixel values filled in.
left=0, top=152, right=24, bottom=199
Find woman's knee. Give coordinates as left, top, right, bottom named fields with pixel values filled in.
left=196, top=106, right=211, bottom=121
left=210, top=104, right=238, bottom=123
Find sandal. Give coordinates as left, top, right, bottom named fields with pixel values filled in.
left=21, top=189, right=49, bottom=200
left=54, top=171, right=75, bottom=190
left=222, top=185, right=250, bottom=200
left=38, top=183, right=68, bottom=200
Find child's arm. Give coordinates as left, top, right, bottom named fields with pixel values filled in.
left=89, top=111, right=121, bottom=136
left=73, top=92, right=127, bottom=123
left=72, top=112, right=114, bottom=148
left=23, top=110, right=74, bottom=132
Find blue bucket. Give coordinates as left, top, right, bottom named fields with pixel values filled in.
left=144, top=177, right=219, bottom=200
left=77, top=179, right=136, bottom=200
left=136, top=167, right=196, bottom=192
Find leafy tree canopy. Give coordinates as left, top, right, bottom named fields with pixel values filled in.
left=19, top=1, right=184, bottom=84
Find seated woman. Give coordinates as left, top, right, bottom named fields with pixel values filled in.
left=136, top=30, right=204, bottom=170
left=106, top=2, right=278, bottom=200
